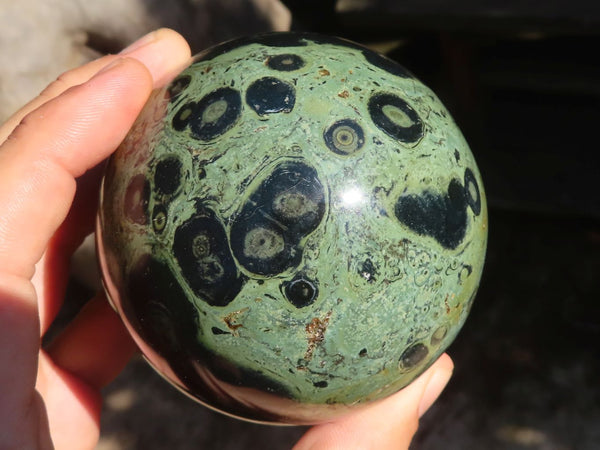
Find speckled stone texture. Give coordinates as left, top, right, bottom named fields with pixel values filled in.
left=97, top=33, right=487, bottom=424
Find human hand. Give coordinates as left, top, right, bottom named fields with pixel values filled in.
left=0, top=28, right=453, bottom=450
left=294, top=354, right=453, bottom=449
left=0, top=29, right=191, bottom=449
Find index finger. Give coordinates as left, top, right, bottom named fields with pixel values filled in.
left=0, top=29, right=191, bottom=280
left=0, top=28, right=191, bottom=143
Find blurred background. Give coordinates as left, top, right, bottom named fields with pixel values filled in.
left=2, top=0, right=599, bottom=448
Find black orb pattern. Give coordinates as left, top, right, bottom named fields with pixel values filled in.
left=167, top=74, right=192, bottom=102
left=399, top=343, right=429, bottom=370
left=394, top=178, right=468, bottom=249
left=230, top=161, right=325, bottom=276
left=323, top=119, right=365, bottom=156
left=190, top=87, right=242, bottom=141
left=464, top=168, right=482, bottom=216
left=283, top=275, right=319, bottom=308
left=359, top=258, right=378, bottom=283
left=173, top=207, right=245, bottom=307
left=246, top=77, right=296, bottom=116
left=125, top=256, right=294, bottom=418
left=151, top=205, right=168, bottom=233
left=267, top=54, right=305, bottom=71
left=368, top=92, right=424, bottom=144
left=154, top=156, right=182, bottom=196
left=172, top=101, right=196, bottom=131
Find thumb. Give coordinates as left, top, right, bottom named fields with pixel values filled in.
left=294, top=353, right=454, bottom=450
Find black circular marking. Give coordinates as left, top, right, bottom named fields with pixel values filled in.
left=359, top=258, right=378, bottom=283
left=267, top=54, right=305, bottom=71
left=313, top=380, right=328, bottom=388
left=359, top=348, right=368, bottom=357
left=263, top=162, right=326, bottom=234
left=394, top=178, right=468, bottom=249
left=154, top=156, right=182, bottom=196
left=230, top=162, right=325, bottom=272
left=172, top=101, right=196, bottom=131
left=464, top=168, right=481, bottom=216
left=246, top=77, right=295, bottom=116
left=230, top=221, right=295, bottom=277
left=126, top=256, right=294, bottom=416
left=399, top=343, right=429, bottom=370
left=152, top=205, right=167, bottom=233
left=232, top=221, right=295, bottom=277
left=368, top=92, right=423, bottom=144
left=283, top=276, right=318, bottom=308
left=362, top=49, right=412, bottom=78
left=189, top=87, right=241, bottom=141
left=173, top=208, right=245, bottom=306
left=323, top=119, right=365, bottom=156
left=230, top=162, right=324, bottom=276
left=167, top=74, right=191, bottom=101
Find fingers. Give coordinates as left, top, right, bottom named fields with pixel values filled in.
left=38, top=163, right=106, bottom=333
left=0, top=278, right=40, bottom=446
left=0, top=29, right=190, bottom=449
left=0, top=28, right=191, bottom=143
left=294, top=354, right=454, bottom=450
left=0, top=26, right=191, bottom=280
left=40, top=293, right=135, bottom=449
left=45, top=293, right=137, bottom=390
left=25, top=29, right=191, bottom=331
left=36, top=351, right=104, bottom=450
left=0, top=58, right=153, bottom=281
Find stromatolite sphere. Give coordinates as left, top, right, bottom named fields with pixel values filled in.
left=97, top=32, right=488, bottom=424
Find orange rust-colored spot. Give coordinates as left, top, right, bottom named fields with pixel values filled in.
left=444, top=294, right=451, bottom=314
left=304, top=311, right=332, bottom=361
left=338, top=90, right=350, bottom=99
left=223, top=307, right=249, bottom=335
left=319, top=69, right=331, bottom=76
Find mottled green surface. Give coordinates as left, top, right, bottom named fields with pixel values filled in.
left=98, top=33, right=487, bottom=423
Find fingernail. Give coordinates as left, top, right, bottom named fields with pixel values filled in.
left=120, top=30, right=160, bottom=55
left=418, top=367, right=453, bottom=417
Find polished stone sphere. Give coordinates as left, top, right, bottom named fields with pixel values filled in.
left=97, top=32, right=488, bottom=424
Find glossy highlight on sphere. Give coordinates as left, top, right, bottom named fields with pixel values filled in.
left=97, top=32, right=488, bottom=425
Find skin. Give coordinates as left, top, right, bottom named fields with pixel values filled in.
left=0, top=29, right=453, bottom=450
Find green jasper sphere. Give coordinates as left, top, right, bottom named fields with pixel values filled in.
left=97, top=32, right=488, bottom=424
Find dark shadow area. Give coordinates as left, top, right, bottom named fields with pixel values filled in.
left=413, top=210, right=600, bottom=449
